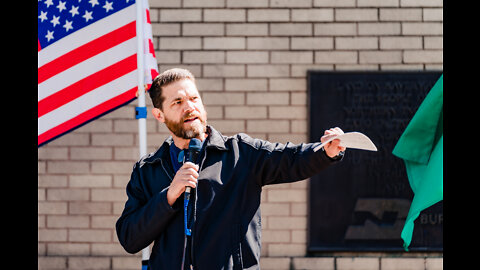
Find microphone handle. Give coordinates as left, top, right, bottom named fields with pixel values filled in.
left=185, top=186, right=191, bottom=200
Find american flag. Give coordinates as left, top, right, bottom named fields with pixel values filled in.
left=38, top=0, right=159, bottom=146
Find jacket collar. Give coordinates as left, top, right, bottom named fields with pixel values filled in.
left=142, top=125, right=227, bottom=164
left=204, top=125, right=228, bottom=151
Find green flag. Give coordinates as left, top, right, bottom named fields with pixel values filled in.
left=392, top=74, right=443, bottom=251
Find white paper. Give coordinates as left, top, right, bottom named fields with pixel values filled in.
left=313, top=132, right=377, bottom=152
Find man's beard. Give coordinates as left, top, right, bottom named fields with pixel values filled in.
left=164, top=112, right=207, bottom=139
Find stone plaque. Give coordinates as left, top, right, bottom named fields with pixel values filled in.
left=307, top=71, right=443, bottom=252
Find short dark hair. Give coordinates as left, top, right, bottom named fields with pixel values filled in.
left=149, top=68, right=196, bottom=110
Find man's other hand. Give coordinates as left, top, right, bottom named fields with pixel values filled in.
left=321, top=127, right=347, bottom=158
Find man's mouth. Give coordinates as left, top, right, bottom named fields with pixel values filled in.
left=183, top=116, right=199, bottom=123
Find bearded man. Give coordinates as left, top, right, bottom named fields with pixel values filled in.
left=116, top=68, right=346, bottom=270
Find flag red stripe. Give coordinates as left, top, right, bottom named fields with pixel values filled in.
left=150, top=69, right=159, bottom=81
left=38, top=21, right=136, bottom=84
left=146, top=9, right=151, bottom=24
left=38, top=54, right=137, bottom=117
left=38, top=39, right=41, bottom=52
left=38, top=87, right=137, bottom=146
left=148, top=39, right=156, bottom=58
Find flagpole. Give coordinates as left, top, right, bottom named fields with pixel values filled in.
left=135, top=0, right=150, bottom=268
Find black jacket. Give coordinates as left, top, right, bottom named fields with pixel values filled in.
left=116, top=126, right=342, bottom=269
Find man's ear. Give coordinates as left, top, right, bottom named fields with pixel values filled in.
left=152, top=108, right=165, bottom=123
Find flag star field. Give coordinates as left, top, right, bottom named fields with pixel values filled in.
left=39, top=0, right=134, bottom=49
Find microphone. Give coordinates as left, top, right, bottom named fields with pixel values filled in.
left=184, top=138, right=202, bottom=196
left=183, top=138, right=202, bottom=237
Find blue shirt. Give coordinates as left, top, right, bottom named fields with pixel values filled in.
left=169, top=143, right=184, bottom=173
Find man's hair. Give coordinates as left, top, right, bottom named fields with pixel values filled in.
left=149, top=68, right=196, bottom=110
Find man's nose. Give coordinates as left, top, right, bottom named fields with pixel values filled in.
left=184, top=100, right=195, bottom=112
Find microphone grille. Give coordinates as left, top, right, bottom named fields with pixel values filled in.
left=189, top=138, right=202, bottom=151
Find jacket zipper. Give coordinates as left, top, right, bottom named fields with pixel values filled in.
left=159, top=159, right=174, bottom=182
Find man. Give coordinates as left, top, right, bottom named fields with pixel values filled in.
left=116, top=68, right=346, bottom=270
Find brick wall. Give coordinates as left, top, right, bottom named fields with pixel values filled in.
left=38, top=0, right=443, bottom=269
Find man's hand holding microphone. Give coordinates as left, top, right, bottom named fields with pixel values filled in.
left=166, top=162, right=199, bottom=206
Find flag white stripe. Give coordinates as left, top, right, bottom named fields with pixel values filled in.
left=144, top=54, right=158, bottom=81
left=38, top=5, right=136, bottom=68
left=145, top=56, right=157, bottom=70
left=38, top=70, right=138, bottom=135
left=38, top=37, right=137, bottom=101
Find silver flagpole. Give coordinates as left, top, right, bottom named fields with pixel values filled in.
left=135, top=0, right=150, bottom=269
